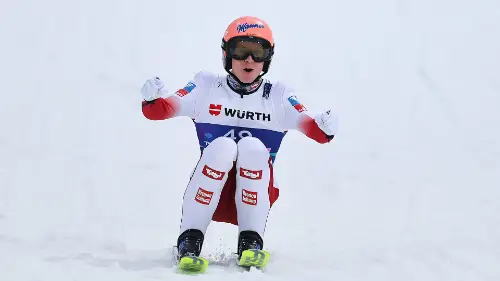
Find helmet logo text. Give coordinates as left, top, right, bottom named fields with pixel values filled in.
left=237, top=23, right=265, bottom=33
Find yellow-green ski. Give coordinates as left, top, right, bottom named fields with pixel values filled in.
left=238, top=249, right=271, bottom=269
left=177, top=256, right=209, bottom=274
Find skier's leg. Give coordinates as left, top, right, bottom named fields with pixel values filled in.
left=234, top=137, right=272, bottom=254
left=177, top=137, right=237, bottom=257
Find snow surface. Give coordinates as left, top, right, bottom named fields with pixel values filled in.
left=1, top=0, right=500, bottom=280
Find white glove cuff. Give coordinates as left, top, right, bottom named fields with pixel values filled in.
left=314, top=110, right=338, bottom=136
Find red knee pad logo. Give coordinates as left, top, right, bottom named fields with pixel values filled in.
left=195, top=187, right=213, bottom=205
left=239, top=168, right=262, bottom=180
left=242, top=189, right=258, bottom=206
left=202, top=165, right=225, bottom=180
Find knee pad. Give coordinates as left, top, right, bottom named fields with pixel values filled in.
left=237, top=137, right=269, bottom=164
left=203, top=137, right=237, bottom=164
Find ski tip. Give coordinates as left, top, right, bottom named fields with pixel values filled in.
left=177, top=256, right=209, bottom=274
left=238, top=249, right=271, bottom=269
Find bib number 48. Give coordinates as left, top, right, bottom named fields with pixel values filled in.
left=223, top=129, right=253, bottom=141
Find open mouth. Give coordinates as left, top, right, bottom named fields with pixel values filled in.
left=243, top=68, right=253, bottom=73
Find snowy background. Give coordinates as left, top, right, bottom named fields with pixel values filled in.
left=1, top=0, right=499, bottom=280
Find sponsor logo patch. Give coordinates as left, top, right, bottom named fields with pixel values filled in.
left=208, top=104, right=271, bottom=121
left=209, top=104, right=222, bottom=116
left=287, top=95, right=307, bottom=112
left=176, top=82, right=197, bottom=97
left=240, top=167, right=263, bottom=180
left=242, top=189, right=258, bottom=206
left=195, top=187, right=213, bottom=205
left=202, top=165, right=225, bottom=180
left=224, top=107, right=271, bottom=121
left=262, top=82, right=272, bottom=99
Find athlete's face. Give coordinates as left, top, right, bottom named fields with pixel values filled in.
left=231, top=42, right=265, bottom=83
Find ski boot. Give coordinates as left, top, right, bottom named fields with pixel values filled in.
left=237, top=231, right=270, bottom=270
left=176, top=229, right=208, bottom=274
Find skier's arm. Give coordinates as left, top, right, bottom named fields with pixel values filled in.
left=142, top=95, right=180, bottom=120
left=281, top=90, right=337, bottom=144
left=141, top=72, right=205, bottom=120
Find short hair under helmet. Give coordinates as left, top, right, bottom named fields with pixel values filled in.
left=221, top=16, right=275, bottom=78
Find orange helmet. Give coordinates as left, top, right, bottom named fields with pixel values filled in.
left=221, top=16, right=275, bottom=79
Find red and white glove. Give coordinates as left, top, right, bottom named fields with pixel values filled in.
left=141, top=77, right=169, bottom=101
left=314, top=110, right=338, bottom=136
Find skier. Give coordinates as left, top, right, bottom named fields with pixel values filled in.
left=141, top=16, right=338, bottom=268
